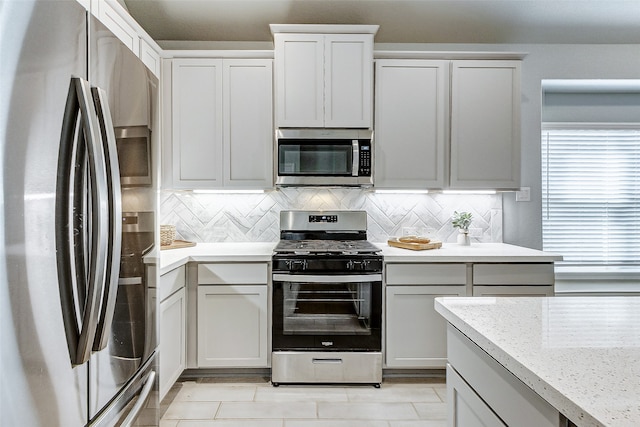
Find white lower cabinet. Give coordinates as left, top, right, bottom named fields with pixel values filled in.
left=386, top=285, right=466, bottom=368
left=159, top=266, right=187, bottom=401
left=197, top=285, right=268, bottom=367
left=385, top=263, right=467, bottom=368
left=447, top=325, right=561, bottom=427
left=196, top=262, right=269, bottom=368
left=447, top=364, right=506, bottom=427
left=472, top=263, right=555, bottom=296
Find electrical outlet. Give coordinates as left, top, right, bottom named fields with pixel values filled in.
left=516, top=187, right=531, bottom=202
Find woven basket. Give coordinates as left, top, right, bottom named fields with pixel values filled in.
left=160, top=225, right=176, bottom=246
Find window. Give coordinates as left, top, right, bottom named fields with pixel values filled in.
left=541, top=124, right=640, bottom=268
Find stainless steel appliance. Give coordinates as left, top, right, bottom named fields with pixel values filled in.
left=275, top=129, right=374, bottom=186
left=116, top=126, right=153, bottom=187
left=1, top=2, right=159, bottom=425
left=271, top=210, right=383, bottom=386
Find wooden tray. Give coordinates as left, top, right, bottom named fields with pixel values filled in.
left=387, top=237, right=442, bottom=251
left=161, top=240, right=196, bottom=250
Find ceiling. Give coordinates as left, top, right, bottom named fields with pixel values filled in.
left=122, top=0, right=640, bottom=45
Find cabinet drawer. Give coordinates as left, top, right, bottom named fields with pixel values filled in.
left=473, top=263, right=554, bottom=285
left=198, top=263, right=268, bottom=284
left=386, top=263, right=467, bottom=285
left=160, top=265, right=186, bottom=302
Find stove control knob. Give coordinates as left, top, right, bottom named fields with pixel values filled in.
left=286, top=259, right=308, bottom=271
left=347, top=260, right=370, bottom=270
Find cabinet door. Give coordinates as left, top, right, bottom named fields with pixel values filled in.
left=450, top=60, right=521, bottom=189
left=223, top=59, right=273, bottom=188
left=197, top=285, right=268, bottom=367
left=386, top=285, right=466, bottom=368
left=324, top=34, right=374, bottom=128
left=274, top=34, right=324, bottom=127
left=375, top=60, right=448, bottom=188
left=171, top=58, right=224, bottom=188
left=159, top=287, right=186, bottom=401
left=93, top=0, right=139, bottom=56
left=447, top=365, right=507, bottom=427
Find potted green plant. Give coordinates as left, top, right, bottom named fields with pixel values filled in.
left=452, top=211, right=473, bottom=246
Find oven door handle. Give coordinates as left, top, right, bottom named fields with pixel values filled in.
left=273, top=273, right=381, bottom=283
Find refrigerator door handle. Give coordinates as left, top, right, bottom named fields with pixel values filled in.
left=90, top=86, right=123, bottom=352
left=120, top=370, right=156, bottom=427
left=55, top=77, right=109, bottom=365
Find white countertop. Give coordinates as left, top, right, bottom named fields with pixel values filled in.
left=160, top=242, right=275, bottom=274
left=435, top=296, right=640, bottom=427
left=378, top=242, right=562, bottom=262
left=160, top=242, right=561, bottom=275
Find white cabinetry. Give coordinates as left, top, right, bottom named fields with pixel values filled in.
left=159, top=266, right=186, bottom=401
left=171, top=59, right=223, bottom=187
left=197, top=263, right=269, bottom=367
left=447, top=364, right=506, bottom=426
left=374, top=57, right=522, bottom=190
left=385, top=264, right=467, bottom=368
left=90, top=0, right=163, bottom=77
left=273, top=27, right=376, bottom=128
left=472, top=263, right=554, bottom=296
left=169, top=58, right=273, bottom=189
left=92, top=0, right=139, bottom=55
left=447, top=325, right=560, bottom=427
left=375, top=60, right=448, bottom=188
left=223, top=59, right=274, bottom=188
left=450, top=61, right=521, bottom=189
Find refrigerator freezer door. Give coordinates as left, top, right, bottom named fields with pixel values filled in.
left=88, top=16, right=159, bottom=424
left=0, top=1, right=89, bottom=426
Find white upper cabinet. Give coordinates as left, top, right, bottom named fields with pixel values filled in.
left=450, top=60, right=521, bottom=189
left=373, top=55, right=522, bottom=190
left=273, top=25, right=377, bottom=128
left=274, top=34, right=324, bottom=127
left=90, top=0, right=161, bottom=77
left=375, top=60, right=448, bottom=188
left=171, top=59, right=224, bottom=188
left=223, top=59, right=274, bottom=188
left=324, top=35, right=374, bottom=128
left=168, top=57, right=273, bottom=189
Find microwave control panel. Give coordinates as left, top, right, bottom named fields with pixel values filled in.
left=359, top=141, right=372, bottom=176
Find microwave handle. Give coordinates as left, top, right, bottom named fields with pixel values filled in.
left=352, top=140, right=359, bottom=177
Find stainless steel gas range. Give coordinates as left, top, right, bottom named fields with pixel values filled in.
left=271, top=210, right=383, bottom=387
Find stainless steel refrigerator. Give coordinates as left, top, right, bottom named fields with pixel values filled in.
left=1, top=1, right=159, bottom=425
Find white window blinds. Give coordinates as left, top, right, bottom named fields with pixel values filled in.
left=541, top=125, right=640, bottom=267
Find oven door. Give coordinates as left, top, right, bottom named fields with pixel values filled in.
left=272, top=273, right=382, bottom=351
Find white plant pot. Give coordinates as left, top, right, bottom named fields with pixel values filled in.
left=457, top=230, right=471, bottom=246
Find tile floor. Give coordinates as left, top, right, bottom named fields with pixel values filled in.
left=160, top=377, right=447, bottom=427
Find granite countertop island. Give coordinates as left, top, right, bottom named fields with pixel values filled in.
left=435, top=296, right=640, bottom=427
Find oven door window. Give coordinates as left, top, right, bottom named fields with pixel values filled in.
left=273, top=277, right=382, bottom=351
left=278, top=141, right=352, bottom=176
left=284, top=281, right=372, bottom=335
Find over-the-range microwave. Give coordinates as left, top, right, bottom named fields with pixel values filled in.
left=275, top=129, right=373, bottom=187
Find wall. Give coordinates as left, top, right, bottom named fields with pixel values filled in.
left=160, top=189, right=502, bottom=243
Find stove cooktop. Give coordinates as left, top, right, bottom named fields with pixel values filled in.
left=273, top=239, right=381, bottom=255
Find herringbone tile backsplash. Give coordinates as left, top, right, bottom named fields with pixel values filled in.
left=160, top=188, right=503, bottom=243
